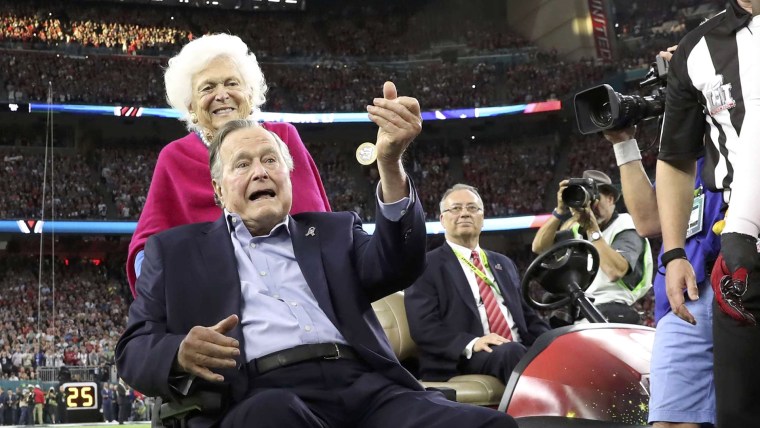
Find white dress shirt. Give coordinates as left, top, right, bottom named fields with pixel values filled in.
left=446, top=241, right=521, bottom=359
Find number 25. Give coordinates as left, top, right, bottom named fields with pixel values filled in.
left=66, top=386, right=94, bottom=407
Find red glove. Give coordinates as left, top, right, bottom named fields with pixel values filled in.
left=711, top=233, right=759, bottom=326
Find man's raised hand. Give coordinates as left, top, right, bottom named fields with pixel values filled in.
left=367, top=81, right=422, bottom=164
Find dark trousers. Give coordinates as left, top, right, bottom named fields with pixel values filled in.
left=221, top=358, right=514, bottom=428
left=713, top=262, right=760, bottom=428
left=458, top=342, right=527, bottom=384
left=57, top=402, right=66, bottom=424
left=45, top=404, right=57, bottom=423
left=103, top=400, right=112, bottom=421
left=118, top=401, right=130, bottom=423
left=17, top=407, right=29, bottom=425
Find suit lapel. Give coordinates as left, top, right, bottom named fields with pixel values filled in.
left=441, top=244, right=480, bottom=319
left=289, top=218, right=339, bottom=326
left=196, top=216, right=246, bottom=363
left=486, top=251, right=526, bottom=332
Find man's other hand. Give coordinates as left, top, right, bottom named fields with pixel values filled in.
left=665, top=258, right=698, bottom=325
left=176, top=314, right=240, bottom=382
left=572, top=204, right=600, bottom=233
left=473, top=333, right=511, bottom=353
left=556, top=180, right=569, bottom=216
left=658, top=45, right=677, bottom=62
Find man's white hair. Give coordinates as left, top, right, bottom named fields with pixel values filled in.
left=164, top=33, right=268, bottom=132
left=439, top=184, right=484, bottom=213
left=209, top=120, right=294, bottom=183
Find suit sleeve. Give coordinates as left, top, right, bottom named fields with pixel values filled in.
left=405, top=267, right=480, bottom=361
left=116, top=235, right=186, bottom=400
left=352, top=182, right=427, bottom=302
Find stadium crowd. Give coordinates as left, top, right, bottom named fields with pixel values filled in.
left=463, top=139, right=556, bottom=217
left=0, top=48, right=616, bottom=112
left=0, top=0, right=717, bottom=112
left=0, top=151, right=108, bottom=220
left=0, top=256, right=128, bottom=378
left=99, top=147, right=159, bottom=220
left=0, top=134, right=565, bottom=223
left=0, top=130, right=662, bottom=225
left=0, top=0, right=528, bottom=58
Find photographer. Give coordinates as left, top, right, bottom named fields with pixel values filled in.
left=45, top=387, right=58, bottom=424
left=17, top=387, right=30, bottom=425
left=532, top=170, right=652, bottom=324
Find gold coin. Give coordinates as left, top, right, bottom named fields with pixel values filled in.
left=355, top=142, right=377, bottom=165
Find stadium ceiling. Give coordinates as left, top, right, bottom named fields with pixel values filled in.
left=72, top=0, right=306, bottom=12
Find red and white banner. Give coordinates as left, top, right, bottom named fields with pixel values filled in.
left=588, top=0, right=614, bottom=61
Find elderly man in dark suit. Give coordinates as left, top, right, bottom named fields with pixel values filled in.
left=405, top=184, right=550, bottom=383
left=116, top=83, right=515, bottom=428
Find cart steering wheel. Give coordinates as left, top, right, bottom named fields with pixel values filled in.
left=521, top=239, right=600, bottom=310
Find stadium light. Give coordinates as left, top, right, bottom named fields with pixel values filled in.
left=0, top=215, right=552, bottom=235
left=22, top=100, right=562, bottom=123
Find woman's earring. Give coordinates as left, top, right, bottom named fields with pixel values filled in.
left=190, top=112, right=198, bottom=124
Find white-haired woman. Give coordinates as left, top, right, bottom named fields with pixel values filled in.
left=127, top=34, right=330, bottom=295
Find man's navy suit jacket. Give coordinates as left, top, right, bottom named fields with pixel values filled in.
left=116, top=196, right=426, bottom=427
left=405, top=243, right=550, bottom=381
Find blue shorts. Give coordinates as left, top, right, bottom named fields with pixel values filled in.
left=648, top=281, right=715, bottom=425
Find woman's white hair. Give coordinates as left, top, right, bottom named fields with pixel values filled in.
left=164, top=33, right=268, bottom=132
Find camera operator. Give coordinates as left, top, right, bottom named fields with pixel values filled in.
left=532, top=170, right=652, bottom=324
left=655, top=1, right=760, bottom=426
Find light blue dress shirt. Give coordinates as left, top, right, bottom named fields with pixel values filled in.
left=226, top=184, right=412, bottom=362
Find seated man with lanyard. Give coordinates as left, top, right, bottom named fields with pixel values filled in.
left=405, top=184, right=550, bottom=383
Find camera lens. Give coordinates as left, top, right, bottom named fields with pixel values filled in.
left=590, top=102, right=613, bottom=128
left=562, top=185, right=589, bottom=209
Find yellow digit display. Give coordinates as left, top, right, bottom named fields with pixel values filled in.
left=62, top=382, right=99, bottom=410
left=65, top=386, right=79, bottom=407
left=81, top=386, right=94, bottom=407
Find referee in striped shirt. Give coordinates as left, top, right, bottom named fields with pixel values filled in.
left=656, top=0, right=760, bottom=426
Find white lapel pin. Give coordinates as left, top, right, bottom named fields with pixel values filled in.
left=494, top=264, right=503, bottom=271
left=306, top=227, right=316, bottom=237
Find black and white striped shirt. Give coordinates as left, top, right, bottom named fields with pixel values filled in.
left=659, top=0, right=754, bottom=204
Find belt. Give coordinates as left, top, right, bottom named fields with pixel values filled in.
left=251, top=343, right=359, bottom=375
